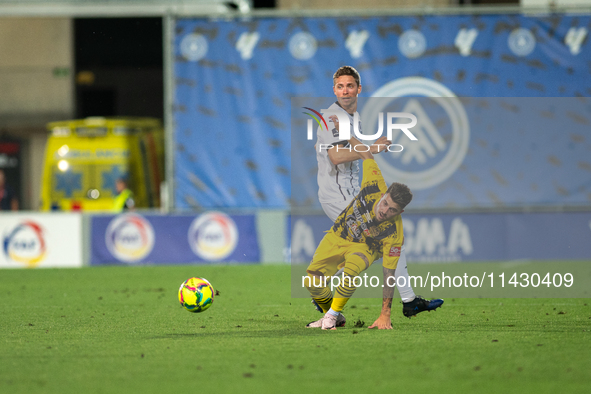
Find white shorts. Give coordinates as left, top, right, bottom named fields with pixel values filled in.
left=321, top=200, right=351, bottom=223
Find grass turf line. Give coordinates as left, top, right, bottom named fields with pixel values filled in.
left=0, top=264, right=589, bottom=394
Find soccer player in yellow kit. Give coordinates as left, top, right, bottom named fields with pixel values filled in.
left=305, top=140, right=443, bottom=330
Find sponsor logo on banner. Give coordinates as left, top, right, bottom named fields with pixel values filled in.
left=346, top=30, right=370, bottom=58
left=188, top=212, right=238, bottom=261
left=289, top=32, right=317, bottom=60
left=508, top=28, right=536, bottom=57
left=360, top=77, right=469, bottom=190
left=2, top=221, right=47, bottom=267
left=455, top=28, right=479, bottom=56
left=105, top=214, right=155, bottom=263
left=180, top=33, right=208, bottom=61
left=403, top=217, right=473, bottom=262
left=236, top=32, right=260, bottom=60
left=565, top=27, right=588, bottom=55
left=398, top=30, right=427, bottom=58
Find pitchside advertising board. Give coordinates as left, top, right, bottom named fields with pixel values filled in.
left=90, top=212, right=260, bottom=265
left=174, top=14, right=591, bottom=210
left=0, top=213, right=82, bottom=268
left=289, top=212, right=591, bottom=263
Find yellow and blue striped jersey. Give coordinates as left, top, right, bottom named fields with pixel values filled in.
left=330, top=159, right=404, bottom=269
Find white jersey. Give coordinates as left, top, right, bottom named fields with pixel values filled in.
left=316, top=101, right=362, bottom=204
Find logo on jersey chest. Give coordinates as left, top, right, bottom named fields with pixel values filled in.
left=346, top=215, right=362, bottom=239
left=352, top=205, right=371, bottom=238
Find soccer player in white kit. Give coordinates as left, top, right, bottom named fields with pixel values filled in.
left=313, top=66, right=443, bottom=324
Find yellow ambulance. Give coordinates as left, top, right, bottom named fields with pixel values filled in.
left=41, top=117, right=164, bottom=211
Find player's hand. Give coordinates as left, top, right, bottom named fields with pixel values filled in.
left=370, top=136, right=391, bottom=154
left=329, top=115, right=340, bottom=132
left=368, top=314, right=393, bottom=330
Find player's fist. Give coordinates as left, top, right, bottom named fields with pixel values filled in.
left=370, top=136, right=392, bottom=154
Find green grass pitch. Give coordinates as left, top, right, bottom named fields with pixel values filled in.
left=1, top=264, right=589, bottom=394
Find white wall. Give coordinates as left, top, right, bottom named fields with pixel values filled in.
left=0, top=17, right=73, bottom=118
left=0, top=17, right=73, bottom=209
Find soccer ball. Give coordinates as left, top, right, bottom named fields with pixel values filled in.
left=178, top=277, right=215, bottom=313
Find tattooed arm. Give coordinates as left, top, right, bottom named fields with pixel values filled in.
left=368, top=266, right=397, bottom=329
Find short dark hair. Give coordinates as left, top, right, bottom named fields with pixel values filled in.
left=386, top=182, right=413, bottom=210
left=333, top=66, right=361, bottom=87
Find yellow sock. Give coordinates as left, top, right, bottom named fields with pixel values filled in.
left=332, top=272, right=356, bottom=312
left=331, top=254, right=366, bottom=313
left=331, top=295, right=350, bottom=313
left=304, top=274, right=333, bottom=313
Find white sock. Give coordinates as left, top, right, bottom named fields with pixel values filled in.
left=395, top=250, right=416, bottom=303
left=327, top=308, right=340, bottom=317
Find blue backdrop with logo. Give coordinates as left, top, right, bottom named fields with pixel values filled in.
left=173, top=14, right=591, bottom=209
left=90, top=213, right=260, bottom=265
left=290, top=212, right=591, bottom=263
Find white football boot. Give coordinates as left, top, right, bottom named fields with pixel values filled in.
left=306, top=313, right=346, bottom=329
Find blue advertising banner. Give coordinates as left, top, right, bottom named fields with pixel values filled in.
left=291, top=96, right=591, bottom=209
left=290, top=212, right=591, bottom=263
left=91, top=212, right=260, bottom=265
left=173, top=14, right=591, bottom=210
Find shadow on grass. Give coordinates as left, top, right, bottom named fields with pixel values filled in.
left=147, top=332, right=324, bottom=339
left=146, top=315, right=587, bottom=340
left=146, top=326, right=362, bottom=339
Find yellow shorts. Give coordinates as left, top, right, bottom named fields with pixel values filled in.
left=306, top=231, right=381, bottom=277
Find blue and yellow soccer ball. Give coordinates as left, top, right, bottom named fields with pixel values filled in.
left=178, top=277, right=215, bottom=313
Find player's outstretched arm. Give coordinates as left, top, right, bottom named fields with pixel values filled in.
left=327, top=136, right=387, bottom=165
left=348, top=138, right=374, bottom=161
left=369, top=136, right=392, bottom=154
left=327, top=139, right=364, bottom=165
left=369, top=266, right=396, bottom=330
